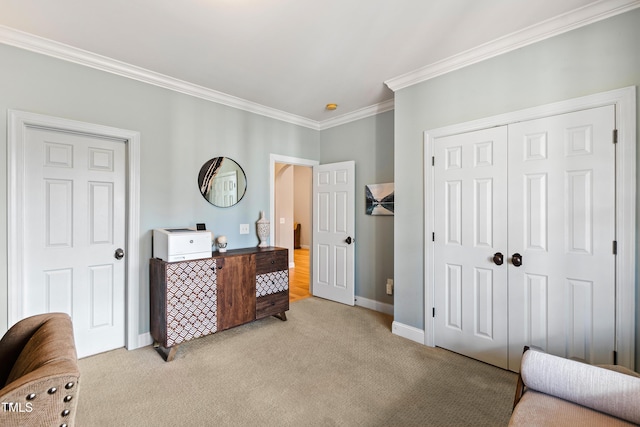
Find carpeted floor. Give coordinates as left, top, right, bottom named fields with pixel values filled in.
left=77, top=297, right=517, bottom=426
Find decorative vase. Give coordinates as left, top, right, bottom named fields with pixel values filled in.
left=217, top=235, right=228, bottom=253
left=256, top=211, right=270, bottom=248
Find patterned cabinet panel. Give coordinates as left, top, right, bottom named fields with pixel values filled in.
left=256, top=270, right=289, bottom=297
left=165, top=258, right=217, bottom=347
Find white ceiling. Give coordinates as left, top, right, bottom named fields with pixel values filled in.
left=0, top=0, right=638, bottom=128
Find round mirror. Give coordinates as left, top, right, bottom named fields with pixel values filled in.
left=198, top=157, right=247, bottom=207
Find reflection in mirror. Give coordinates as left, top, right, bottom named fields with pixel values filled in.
left=198, top=157, right=247, bottom=207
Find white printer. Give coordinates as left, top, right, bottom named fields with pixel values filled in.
left=153, top=228, right=212, bottom=262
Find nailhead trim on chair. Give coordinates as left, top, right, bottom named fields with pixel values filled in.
left=1, top=313, right=80, bottom=426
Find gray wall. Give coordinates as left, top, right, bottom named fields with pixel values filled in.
left=320, top=111, right=395, bottom=305
left=393, top=9, right=640, bottom=367
left=0, top=43, right=320, bottom=335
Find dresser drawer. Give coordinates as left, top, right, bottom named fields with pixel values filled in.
left=256, top=269, right=289, bottom=297
left=255, top=250, right=288, bottom=274
left=256, top=291, right=289, bottom=320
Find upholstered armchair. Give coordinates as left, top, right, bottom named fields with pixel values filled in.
left=0, top=313, right=80, bottom=427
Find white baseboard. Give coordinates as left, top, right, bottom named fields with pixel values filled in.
left=355, top=296, right=394, bottom=315
left=392, top=321, right=425, bottom=344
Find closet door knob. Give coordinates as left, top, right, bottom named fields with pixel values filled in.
left=512, top=253, right=523, bottom=267
left=493, top=252, right=504, bottom=266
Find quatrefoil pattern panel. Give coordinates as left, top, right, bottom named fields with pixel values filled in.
left=256, top=270, right=289, bottom=297
left=166, top=258, right=217, bottom=347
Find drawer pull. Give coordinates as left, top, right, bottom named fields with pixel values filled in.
left=271, top=260, right=275, bottom=264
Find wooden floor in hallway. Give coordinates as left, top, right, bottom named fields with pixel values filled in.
left=289, top=249, right=311, bottom=303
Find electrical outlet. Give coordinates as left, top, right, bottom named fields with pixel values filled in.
left=386, top=279, right=394, bottom=295
left=239, top=224, right=250, bottom=234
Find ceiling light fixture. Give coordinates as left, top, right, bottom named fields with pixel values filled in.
left=325, top=103, right=338, bottom=111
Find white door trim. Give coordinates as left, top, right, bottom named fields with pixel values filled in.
left=424, top=86, right=636, bottom=369
left=269, top=153, right=319, bottom=245
left=7, top=110, right=142, bottom=352
left=269, top=154, right=319, bottom=287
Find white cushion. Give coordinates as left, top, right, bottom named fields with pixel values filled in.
left=521, top=350, right=640, bottom=424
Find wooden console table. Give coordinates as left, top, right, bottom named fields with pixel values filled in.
left=150, top=246, right=289, bottom=361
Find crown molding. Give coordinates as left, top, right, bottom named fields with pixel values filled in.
left=385, top=0, right=640, bottom=92
left=0, top=24, right=320, bottom=130
left=318, top=99, right=395, bottom=130
left=3, top=0, right=637, bottom=129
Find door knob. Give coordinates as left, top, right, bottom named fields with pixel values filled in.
left=493, top=252, right=504, bottom=266
left=512, top=253, right=523, bottom=267
left=114, top=248, right=124, bottom=260
left=345, top=236, right=353, bottom=245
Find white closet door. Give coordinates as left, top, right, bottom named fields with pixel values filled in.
left=433, top=105, right=617, bottom=371
left=433, top=127, right=509, bottom=369
left=507, top=105, right=616, bottom=369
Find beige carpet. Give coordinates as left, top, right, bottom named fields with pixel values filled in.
left=77, top=297, right=517, bottom=426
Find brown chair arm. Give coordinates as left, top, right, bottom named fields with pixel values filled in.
left=0, top=313, right=72, bottom=387
left=512, top=346, right=530, bottom=410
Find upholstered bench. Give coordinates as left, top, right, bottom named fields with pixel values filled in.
left=0, top=313, right=80, bottom=427
left=510, top=348, right=640, bottom=426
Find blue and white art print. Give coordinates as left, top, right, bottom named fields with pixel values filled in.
left=365, top=183, right=394, bottom=215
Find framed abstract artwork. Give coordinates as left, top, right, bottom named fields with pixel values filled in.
left=365, top=183, right=394, bottom=215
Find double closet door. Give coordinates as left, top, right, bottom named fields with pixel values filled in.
left=433, top=106, right=616, bottom=371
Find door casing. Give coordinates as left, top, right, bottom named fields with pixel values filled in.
left=424, top=86, right=636, bottom=370
left=269, top=154, right=319, bottom=291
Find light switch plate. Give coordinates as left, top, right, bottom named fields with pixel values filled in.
left=280, top=218, right=285, bottom=224
left=239, top=224, right=250, bottom=234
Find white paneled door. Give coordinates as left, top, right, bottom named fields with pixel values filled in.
left=507, top=106, right=615, bottom=369
left=312, top=161, right=355, bottom=305
left=433, top=106, right=616, bottom=371
left=434, top=127, right=510, bottom=369
left=24, top=127, right=126, bottom=358
left=212, top=170, right=238, bottom=206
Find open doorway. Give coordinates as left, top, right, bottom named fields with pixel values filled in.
left=270, top=155, right=318, bottom=303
